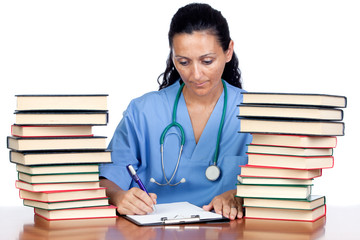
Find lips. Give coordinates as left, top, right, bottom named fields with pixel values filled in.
left=193, top=81, right=208, bottom=87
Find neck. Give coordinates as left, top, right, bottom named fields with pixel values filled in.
left=182, top=81, right=224, bottom=108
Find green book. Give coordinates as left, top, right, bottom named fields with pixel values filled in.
left=242, top=195, right=325, bottom=210
left=238, top=176, right=313, bottom=186
left=236, top=183, right=311, bottom=199
left=18, top=171, right=100, bottom=184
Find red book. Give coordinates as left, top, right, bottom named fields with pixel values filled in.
left=34, top=205, right=117, bottom=221
left=244, top=205, right=326, bottom=222
left=247, top=153, right=334, bottom=170
left=11, top=125, right=93, bottom=138
left=15, top=180, right=101, bottom=192
left=247, top=144, right=334, bottom=156
left=240, top=165, right=322, bottom=180
left=19, top=187, right=107, bottom=203
left=250, top=134, right=337, bottom=148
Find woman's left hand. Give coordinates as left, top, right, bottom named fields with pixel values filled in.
left=202, top=189, right=243, bottom=220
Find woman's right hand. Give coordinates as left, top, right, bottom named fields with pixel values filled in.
left=100, top=178, right=157, bottom=215
left=113, top=187, right=157, bottom=215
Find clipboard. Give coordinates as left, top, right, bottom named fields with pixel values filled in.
left=122, top=202, right=229, bottom=226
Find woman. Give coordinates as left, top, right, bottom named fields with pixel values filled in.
left=100, top=3, right=251, bottom=220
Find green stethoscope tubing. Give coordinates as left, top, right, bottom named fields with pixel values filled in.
left=214, top=79, right=228, bottom=166
left=159, top=79, right=228, bottom=181
left=160, top=82, right=186, bottom=146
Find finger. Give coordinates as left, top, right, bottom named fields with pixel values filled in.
left=229, top=206, right=238, bottom=220
left=117, top=203, right=146, bottom=215
left=202, top=201, right=214, bottom=211
left=212, top=199, right=224, bottom=215
left=235, top=197, right=244, bottom=219
left=149, top=193, right=157, bottom=205
left=132, top=188, right=156, bottom=209
left=222, top=204, right=231, bottom=219
left=130, top=199, right=152, bottom=215
left=127, top=188, right=154, bottom=214
left=237, top=204, right=244, bottom=219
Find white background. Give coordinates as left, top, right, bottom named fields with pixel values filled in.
left=0, top=0, right=359, bottom=207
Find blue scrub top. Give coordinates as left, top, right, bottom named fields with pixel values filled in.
left=99, top=80, right=252, bottom=207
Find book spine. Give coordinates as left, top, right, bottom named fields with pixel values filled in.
left=19, top=187, right=106, bottom=194
left=244, top=204, right=326, bottom=222
left=244, top=164, right=326, bottom=171
left=246, top=153, right=335, bottom=170
left=13, top=134, right=94, bottom=138
left=34, top=213, right=117, bottom=221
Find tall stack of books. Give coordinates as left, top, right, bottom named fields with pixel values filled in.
left=7, top=95, right=117, bottom=221
left=237, top=92, right=347, bottom=222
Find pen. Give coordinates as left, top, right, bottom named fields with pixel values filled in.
left=126, top=164, right=156, bottom=212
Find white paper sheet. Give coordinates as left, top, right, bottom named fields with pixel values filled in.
left=125, top=201, right=224, bottom=225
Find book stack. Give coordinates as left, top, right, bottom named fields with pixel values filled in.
left=7, top=95, right=117, bottom=221
left=237, top=92, right=347, bottom=222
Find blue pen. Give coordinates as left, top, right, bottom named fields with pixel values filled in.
left=126, top=164, right=156, bottom=212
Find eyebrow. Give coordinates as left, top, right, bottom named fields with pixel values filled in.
left=174, top=53, right=216, bottom=59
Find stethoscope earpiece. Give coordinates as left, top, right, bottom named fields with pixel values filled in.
left=150, top=177, right=186, bottom=186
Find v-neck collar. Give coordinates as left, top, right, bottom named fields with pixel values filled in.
left=176, top=86, right=226, bottom=162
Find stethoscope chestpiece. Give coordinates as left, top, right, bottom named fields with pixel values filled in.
left=205, top=165, right=221, bottom=181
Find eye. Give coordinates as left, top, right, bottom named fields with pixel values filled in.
left=202, top=57, right=214, bottom=65
left=174, top=56, right=190, bottom=67
left=202, top=59, right=213, bottom=65
left=179, top=60, right=189, bottom=66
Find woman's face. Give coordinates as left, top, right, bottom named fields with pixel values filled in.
left=172, top=31, right=233, bottom=98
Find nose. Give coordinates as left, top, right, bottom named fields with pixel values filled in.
left=192, top=62, right=203, bottom=81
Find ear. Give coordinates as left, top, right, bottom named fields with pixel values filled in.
left=225, top=40, right=234, bottom=63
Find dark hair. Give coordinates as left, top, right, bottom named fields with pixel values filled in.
left=157, top=3, right=242, bottom=90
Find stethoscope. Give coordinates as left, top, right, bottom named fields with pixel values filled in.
left=150, top=79, right=227, bottom=186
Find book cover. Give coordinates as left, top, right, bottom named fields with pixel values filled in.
left=239, top=118, right=345, bottom=136
left=11, top=125, right=93, bottom=138
left=247, top=144, right=333, bottom=157
left=238, top=104, right=343, bottom=120
left=19, top=187, right=107, bottom=202
left=24, top=198, right=110, bottom=210
left=241, top=92, right=347, bottom=108
left=34, top=205, right=117, bottom=221
left=7, top=136, right=107, bottom=151
left=240, top=165, right=322, bottom=179
left=243, top=195, right=325, bottom=210
left=16, top=94, right=108, bottom=111
left=247, top=153, right=334, bottom=170
left=244, top=204, right=326, bottom=222
left=14, top=111, right=109, bottom=125
left=18, top=171, right=100, bottom=184
left=15, top=180, right=100, bottom=192
left=236, top=183, right=311, bottom=199
left=16, top=164, right=99, bottom=175
left=250, top=134, right=337, bottom=148
left=10, top=150, right=111, bottom=165
left=31, top=213, right=117, bottom=229
left=237, top=176, right=313, bottom=186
